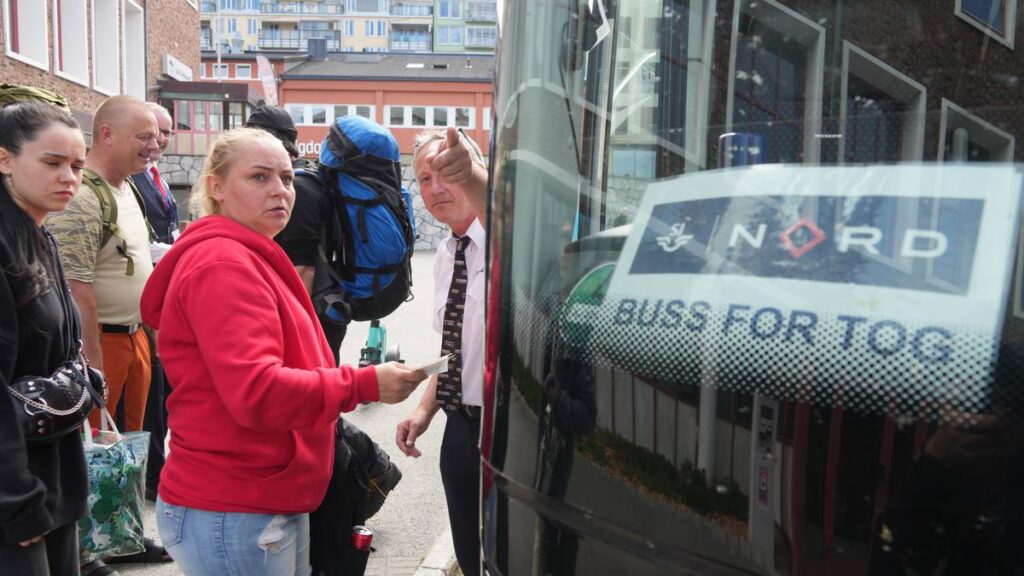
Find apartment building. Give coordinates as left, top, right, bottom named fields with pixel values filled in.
left=2, top=0, right=201, bottom=130
left=200, top=0, right=496, bottom=54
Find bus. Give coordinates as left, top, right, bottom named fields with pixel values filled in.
left=480, top=1, right=1024, bottom=574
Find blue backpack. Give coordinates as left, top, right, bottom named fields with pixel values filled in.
left=311, top=116, right=415, bottom=323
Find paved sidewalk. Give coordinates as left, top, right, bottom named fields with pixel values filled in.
left=118, top=251, right=452, bottom=576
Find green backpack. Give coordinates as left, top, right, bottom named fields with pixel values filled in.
left=0, top=83, right=72, bottom=112
left=80, top=168, right=156, bottom=276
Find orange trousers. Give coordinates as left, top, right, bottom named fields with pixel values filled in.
left=89, top=329, right=152, bottom=431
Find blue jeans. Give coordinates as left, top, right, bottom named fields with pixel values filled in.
left=156, top=497, right=311, bottom=576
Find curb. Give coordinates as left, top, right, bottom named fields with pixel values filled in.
left=412, top=527, right=459, bottom=576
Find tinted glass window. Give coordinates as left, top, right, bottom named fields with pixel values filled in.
left=485, top=1, right=1024, bottom=575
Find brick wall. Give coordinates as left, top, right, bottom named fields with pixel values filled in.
left=0, top=1, right=199, bottom=124
left=145, top=0, right=202, bottom=102
left=0, top=3, right=107, bottom=120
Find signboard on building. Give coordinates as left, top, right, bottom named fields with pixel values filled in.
left=163, top=54, right=193, bottom=82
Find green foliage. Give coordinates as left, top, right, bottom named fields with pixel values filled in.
left=577, top=430, right=748, bottom=520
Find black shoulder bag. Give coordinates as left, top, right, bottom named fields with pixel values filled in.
left=5, top=234, right=105, bottom=445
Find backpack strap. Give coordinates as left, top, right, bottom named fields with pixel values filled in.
left=80, top=168, right=156, bottom=276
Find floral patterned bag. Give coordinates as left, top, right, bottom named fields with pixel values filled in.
left=78, top=409, right=150, bottom=561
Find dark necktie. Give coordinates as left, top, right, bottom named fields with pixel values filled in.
left=436, top=236, right=470, bottom=412
left=150, top=165, right=178, bottom=240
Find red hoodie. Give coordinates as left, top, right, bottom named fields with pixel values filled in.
left=141, top=216, right=378, bottom=514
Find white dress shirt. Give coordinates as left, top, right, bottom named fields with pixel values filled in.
left=432, top=218, right=486, bottom=407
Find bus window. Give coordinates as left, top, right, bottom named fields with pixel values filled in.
left=484, top=1, right=1024, bottom=575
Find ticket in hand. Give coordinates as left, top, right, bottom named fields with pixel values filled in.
left=409, top=354, right=452, bottom=375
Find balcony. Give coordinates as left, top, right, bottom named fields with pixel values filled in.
left=258, top=29, right=341, bottom=51
left=200, top=1, right=217, bottom=12
left=261, top=2, right=345, bottom=16
left=466, top=1, right=497, bottom=22
left=390, top=4, right=432, bottom=17
left=200, top=28, right=214, bottom=50
left=390, top=39, right=431, bottom=52
left=465, top=35, right=496, bottom=49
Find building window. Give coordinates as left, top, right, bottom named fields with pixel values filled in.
left=451, top=0, right=461, bottom=18
left=123, top=1, right=146, bottom=99
left=439, top=0, right=449, bottom=18
left=355, top=105, right=372, bottom=119
left=345, top=20, right=354, bottom=35
left=483, top=107, right=490, bottom=130
left=248, top=18, right=258, bottom=35
left=437, top=26, right=449, bottom=44
left=433, top=107, right=449, bottom=127
left=212, top=63, right=229, bottom=78
left=410, top=106, right=426, bottom=126
left=53, top=0, right=88, bottom=83
left=388, top=106, right=405, bottom=126
left=727, top=0, right=825, bottom=165
left=466, top=25, right=495, bottom=48
left=92, top=0, right=120, bottom=94
left=955, top=0, right=1016, bottom=48
left=286, top=104, right=304, bottom=125
left=840, top=42, right=926, bottom=164
left=235, top=63, right=252, bottom=79
left=378, top=20, right=385, bottom=36
left=310, top=105, right=328, bottom=125
left=939, top=98, right=1015, bottom=162
left=5, top=0, right=49, bottom=69
left=365, top=20, right=373, bottom=36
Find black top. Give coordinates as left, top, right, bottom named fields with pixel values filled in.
left=275, top=165, right=333, bottom=268
left=0, top=227, right=88, bottom=544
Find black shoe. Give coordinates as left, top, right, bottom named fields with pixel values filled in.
left=104, top=537, right=172, bottom=564
left=81, top=559, right=121, bottom=576
left=365, top=462, right=402, bottom=519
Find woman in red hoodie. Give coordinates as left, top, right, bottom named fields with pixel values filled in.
left=140, top=128, right=426, bottom=576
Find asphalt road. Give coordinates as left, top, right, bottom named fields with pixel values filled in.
left=119, top=250, right=449, bottom=575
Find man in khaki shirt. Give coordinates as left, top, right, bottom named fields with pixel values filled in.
left=46, top=96, right=169, bottom=571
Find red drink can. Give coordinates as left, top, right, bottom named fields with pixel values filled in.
left=351, top=525, right=373, bottom=550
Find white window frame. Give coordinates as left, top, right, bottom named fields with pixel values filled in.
left=92, top=0, right=121, bottom=96
left=937, top=98, right=1015, bottom=163
left=4, top=0, right=50, bottom=70
left=235, top=63, right=252, bottom=78
left=285, top=103, right=305, bottom=125
left=955, top=0, right=1016, bottom=49
left=122, top=0, right=146, bottom=99
left=52, top=0, right=90, bottom=85
left=725, top=0, right=825, bottom=164
left=330, top=104, right=375, bottom=123
left=385, top=105, right=475, bottom=128
left=838, top=41, right=926, bottom=163
left=483, top=106, right=491, bottom=130
left=211, top=63, right=229, bottom=79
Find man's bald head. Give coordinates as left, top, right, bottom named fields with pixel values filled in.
left=88, top=95, right=160, bottom=182
left=93, top=95, right=152, bottom=133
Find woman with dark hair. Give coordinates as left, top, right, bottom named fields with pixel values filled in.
left=0, top=99, right=90, bottom=575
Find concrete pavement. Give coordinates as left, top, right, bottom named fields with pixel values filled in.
left=118, top=251, right=453, bottom=576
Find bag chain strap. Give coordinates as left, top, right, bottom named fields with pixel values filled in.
left=8, top=374, right=91, bottom=416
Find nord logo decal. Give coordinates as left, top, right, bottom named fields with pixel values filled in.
left=632, top=195, right=982, bottom=295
